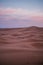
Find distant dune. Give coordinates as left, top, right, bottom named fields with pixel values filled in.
left=0, top=26, right=43, bottom=65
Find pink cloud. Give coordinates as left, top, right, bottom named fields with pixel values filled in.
left=31, top=16, right=43, bottom=22
left=0, top=8, right=16, bottom=15
left=0, top=8, right=43, bottom=22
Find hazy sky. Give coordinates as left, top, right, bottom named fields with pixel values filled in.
left=0, top=0, right=43, bottom=28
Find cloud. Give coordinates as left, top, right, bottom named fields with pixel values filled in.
left=0, top=7, right=43, bottom=24
left=0, top=8, right=43, bottom=16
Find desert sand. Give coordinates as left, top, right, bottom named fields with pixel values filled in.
left=0, top=26, right=43, bottom=65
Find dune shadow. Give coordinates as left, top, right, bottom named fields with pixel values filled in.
left=31, top=43, right=43, bottom=48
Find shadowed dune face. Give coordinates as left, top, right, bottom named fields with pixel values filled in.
left=31, top=43, right=43, bottom=48
left=0, top=26, right=43, bottom=65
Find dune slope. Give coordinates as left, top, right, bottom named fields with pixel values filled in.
left=0, top=26, right=43, bottom=65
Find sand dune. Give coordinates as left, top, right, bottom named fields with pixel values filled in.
left=0, top=26, right=43, bottom=65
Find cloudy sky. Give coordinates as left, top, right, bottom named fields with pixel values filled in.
left=0, top=0, right=43, bottom=28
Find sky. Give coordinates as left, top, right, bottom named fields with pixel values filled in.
left=0, top=0, right=43, bottom=28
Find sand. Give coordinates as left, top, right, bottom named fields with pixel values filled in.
left=0, top=26, right=43, bottom=65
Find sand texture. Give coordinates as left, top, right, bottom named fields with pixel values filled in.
left=0, top=26, right=43, bottom=65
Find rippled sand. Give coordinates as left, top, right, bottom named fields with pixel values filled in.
left=0, top=26, right=43, bottom=65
